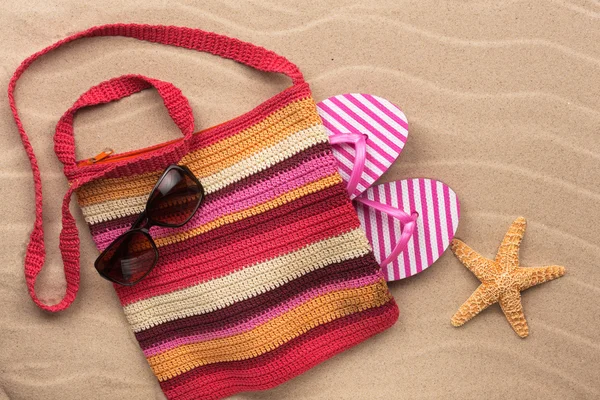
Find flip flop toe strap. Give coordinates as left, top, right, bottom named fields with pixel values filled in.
left=329, top=132, right=367, bottom=197
left=355, top=197, right=417, bottom=267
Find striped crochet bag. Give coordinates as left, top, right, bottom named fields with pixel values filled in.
left=10, top=24, right=399, bottom=400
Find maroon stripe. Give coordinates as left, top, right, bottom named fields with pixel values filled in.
left=160, top=300, right=398, bottom=399
left=88, top=142, right=332, bottom=236
left=134, top=253, right=380, bottom=348
left=90, top=213, right=136, bottom=236
left=156, top=181, right=349, bottom=258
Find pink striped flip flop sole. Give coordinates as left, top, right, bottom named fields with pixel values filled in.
left=355, top=179, right=460, bottom=282
left=317, top=94, right=409, bottom=199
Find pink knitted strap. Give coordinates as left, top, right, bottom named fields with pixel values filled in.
left=9, top=23, right=304, bottom=312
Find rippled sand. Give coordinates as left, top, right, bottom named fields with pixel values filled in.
left=0, top=1, right=599, bottom=399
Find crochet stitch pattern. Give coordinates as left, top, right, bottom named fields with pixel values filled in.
left=75, top=86, right=398, bottom=399
left=10, top=25, right=402, bottom=400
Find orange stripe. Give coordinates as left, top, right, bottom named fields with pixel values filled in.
left=181, top=98, right=320, bottom=176
left=148, top=280, right=391, bottom=381
left=76, top=98, right=320, bottom=205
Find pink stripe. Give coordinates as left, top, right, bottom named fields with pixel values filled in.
left=383, top=182, right=399, bottom=281
left=328, top=97, right=403, bottom=155
left=320, top=107, right=391, bottom=174
left=443, top=184, right=454, bottom=245
left=319, top=109, right=342, bottom=134
left=362, top=93, right=409, bottom=132
left=411, top=179, right=425, bottom=273
left=372, top=187, right=387, bottom=265
left=143, top=274, right=383, bottom=357
left=345, top=94, right=407, bottom=144
left=330, top=146, right=378, bottom=196
left=419, top=179, right=434, bottom=267
left=334, top=145, right=381, bottom=182
left=318, top=102, right=353, bottom=135
left=395, top=182, right=411, bottom=279
left=430, top=180, right=445, bottom=258
left=364, top=151, right=389, bottom=175
left=331, top=147, right=353, bottom=177
left=92, top=155, right=337, bottom=249
left=318, top=102, right=396, bottom=163
left=407, top=179, right=423, bottom=274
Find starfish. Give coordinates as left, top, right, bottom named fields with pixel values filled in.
left=450, top=216, right=565, bottom=338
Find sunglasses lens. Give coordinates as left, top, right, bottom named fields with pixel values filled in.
left=147, top=167, right=203, bottom=226
left=95, top=230, right=157, bottom=285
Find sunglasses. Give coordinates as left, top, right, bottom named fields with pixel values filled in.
left=94, top=164, right=205, bottom=285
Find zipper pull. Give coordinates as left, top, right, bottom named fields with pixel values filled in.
left=84, top=148, right=114, bottom=165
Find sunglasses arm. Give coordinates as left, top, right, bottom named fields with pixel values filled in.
left=131, top=211, right=149, bottom=230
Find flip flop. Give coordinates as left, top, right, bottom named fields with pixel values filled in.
left=317, top=93, right=409, bottom=199
left=354, top=179, right=460, bottom=282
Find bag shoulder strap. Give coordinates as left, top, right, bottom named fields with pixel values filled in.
left=9, top=24, right=305, bottom=312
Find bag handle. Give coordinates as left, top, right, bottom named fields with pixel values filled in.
left=10, top=24, right=303, bottom=311
left=55, top=74, right=195, bottom=167
left=21, top=74, right=194, bottom=312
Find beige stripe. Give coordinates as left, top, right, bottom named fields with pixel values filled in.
left=181, top=103, right=322, bottom=177
left=80, top=125, right=328, bottom=224
left=123, top=229, right=371, bottom=332
left=199, top=125, right=327, bottom=191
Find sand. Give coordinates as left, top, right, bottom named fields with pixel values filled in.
left=1, top=1, right=599, bottom=399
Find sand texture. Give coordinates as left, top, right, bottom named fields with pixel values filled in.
left=1, top=1, right=599, bottom=399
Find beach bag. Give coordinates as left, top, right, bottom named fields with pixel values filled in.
left=9, top=24, right=399, bottom=399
